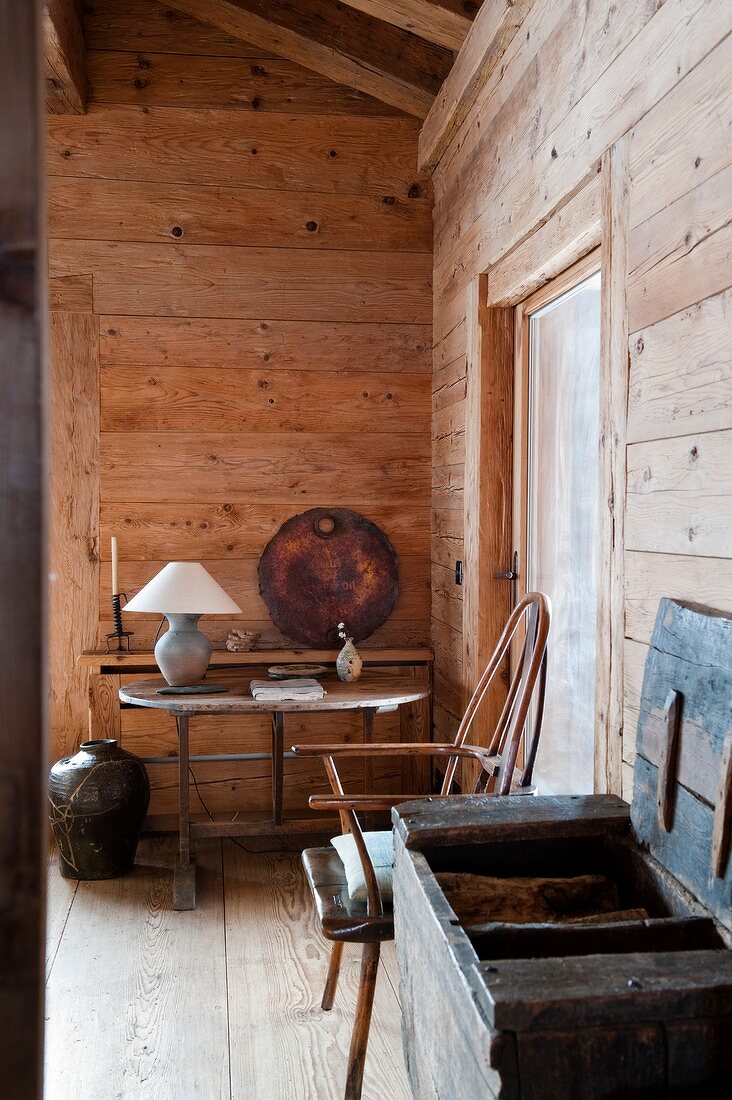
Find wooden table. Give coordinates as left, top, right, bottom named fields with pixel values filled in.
left=120, top=672, right=430, bottom=910
left=80, top=647, right=432, bottom=823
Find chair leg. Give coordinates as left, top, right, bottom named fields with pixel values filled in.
left=322, top=940, right=344, bottom=1011
left=344, top=941, right=380, bottom=1100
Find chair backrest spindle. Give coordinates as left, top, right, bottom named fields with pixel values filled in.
left=440, top=593, right=550, bottom=798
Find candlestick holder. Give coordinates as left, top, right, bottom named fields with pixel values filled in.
left=106, top=592, right=134, bottom=653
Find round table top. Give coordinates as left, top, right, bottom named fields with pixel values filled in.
left=119, top=671, right=430, bottom=714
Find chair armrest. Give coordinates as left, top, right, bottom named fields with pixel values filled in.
left=292, top=742, right=498, bottom=768
left=293, top=741, right=428, bottom=756
left=309, top=794, right=407, bottom=812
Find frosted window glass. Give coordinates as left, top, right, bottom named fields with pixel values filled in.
left=527, top=271, right=601, bottom=794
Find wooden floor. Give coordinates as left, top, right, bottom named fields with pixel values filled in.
left=45, top=839, right=411, bottom=1100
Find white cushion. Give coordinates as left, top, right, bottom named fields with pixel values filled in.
left=330, top=830, right=394, bottom=904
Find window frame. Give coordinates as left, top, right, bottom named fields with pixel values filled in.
left=512, top=249, right=602, bottom=618
left=513, top=251, right=602, bottom=794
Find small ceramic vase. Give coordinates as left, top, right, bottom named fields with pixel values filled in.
left=336, top=636, right=363, bottom=682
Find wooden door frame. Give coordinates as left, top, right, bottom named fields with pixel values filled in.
left=0, top=2, right=46, bottom=1096
left=462, top=141, right=628, bottom=795
left=462, top=278, right=513, bottom=749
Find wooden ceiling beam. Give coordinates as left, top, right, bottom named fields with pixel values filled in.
left=162, top=0, right=453, bottom=118
left=419, top=0, right=535, bottom=170
left=44, top=0, right=86, bottom=114
left=335, top=0, right=477, bottom=51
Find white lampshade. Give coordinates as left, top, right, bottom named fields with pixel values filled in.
left=123, top=562, right=242, bottom=615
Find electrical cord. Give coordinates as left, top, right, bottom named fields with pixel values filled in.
left=187, top=763, right=259, bottom=853
left=175, top=715, right=266, bottom=854
left=153, top=615, right=166, bottom=647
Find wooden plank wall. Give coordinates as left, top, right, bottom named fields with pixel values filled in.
left=47, top=0, right=433, bottom=814
left=429, top=0, right=732, bottom=791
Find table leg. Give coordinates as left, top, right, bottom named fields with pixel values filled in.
left=362, top=708, right=376, bottom=793
left=271, top=711, right=284, bottom=825
left=173, top=714, right=196, bottom=911
left=400, top=666, right=432, bottom=794
left=362, top=707, right=376, bottom=830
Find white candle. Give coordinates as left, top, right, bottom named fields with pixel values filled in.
left=111, top=536, right=119, bottom=596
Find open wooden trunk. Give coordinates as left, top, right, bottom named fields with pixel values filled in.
left=393, top=599, right=732, bottom=1098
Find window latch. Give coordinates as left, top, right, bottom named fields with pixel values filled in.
left=493, top=552, right=519, bottom=610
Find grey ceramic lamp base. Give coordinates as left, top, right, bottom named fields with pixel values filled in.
left=154, top=613, right=213, bottom=690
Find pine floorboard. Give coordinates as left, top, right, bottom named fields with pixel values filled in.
left=46, top=852, right=77, bottom=982
left=44, top=838, right=410, bottom=1100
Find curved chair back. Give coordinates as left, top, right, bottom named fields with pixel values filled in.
left=440, top=591, right=550, bottom=797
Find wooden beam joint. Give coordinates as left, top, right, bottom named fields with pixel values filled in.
left=419, top=0, right=535, bottom=171
left=335, top=0, right=475, bottom=51
left=164, top=0, right=452, bottom=118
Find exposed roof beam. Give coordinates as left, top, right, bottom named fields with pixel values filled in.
left=44, top=0, right=86, bottom=114
left=335, top=0, right=477, bottom=51
left=164, top=0, right=453, bottom=118
left=419, top=0, right=535, bottom=171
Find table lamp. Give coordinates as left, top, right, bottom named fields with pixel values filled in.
left=124, top=562, right=242, bottom=693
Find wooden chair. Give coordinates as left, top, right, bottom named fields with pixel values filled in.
left=292, top=592, right=550, bottom=1100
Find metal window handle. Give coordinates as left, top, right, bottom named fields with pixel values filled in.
left=493, top=552, right=519, bottom=610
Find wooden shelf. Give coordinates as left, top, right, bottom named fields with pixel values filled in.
left=80, top=647, right=433, bottom=670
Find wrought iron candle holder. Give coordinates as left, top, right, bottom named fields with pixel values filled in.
left=106, top=592, right=134, bottom=653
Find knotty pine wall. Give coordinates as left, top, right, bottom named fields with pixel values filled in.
left=47, top=0, right=432, bottom=815
left=430, top=0, right=732, bottom=797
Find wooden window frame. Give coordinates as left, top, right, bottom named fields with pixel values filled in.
left=463, top=141, right=629, bottom=795
left=513, top=249, right=603, bottom=611
left=512, top=249, right=602, bottom=792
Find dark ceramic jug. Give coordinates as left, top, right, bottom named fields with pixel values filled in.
left=49, top=739, right=150, bottom=880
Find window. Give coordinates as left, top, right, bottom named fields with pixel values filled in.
left=514, top=258, right=602, bottom=794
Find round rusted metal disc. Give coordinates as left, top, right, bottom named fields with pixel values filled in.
left=258, top=508, right=399, bottom=647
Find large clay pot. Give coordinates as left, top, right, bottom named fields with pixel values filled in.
left=49, top=739, right=150, bottom=880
